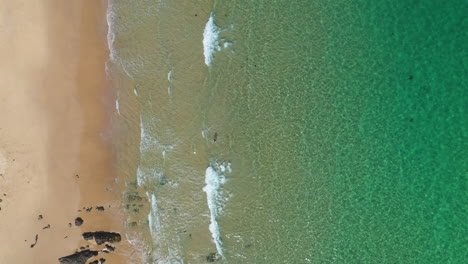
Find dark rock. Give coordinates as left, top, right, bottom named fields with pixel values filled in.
left=95, top=206, right=105, bottom=211
left=206, top=252, right=221, bottom=262
left=79, top=246, right=86, bottom=250
left=89, top=260, right=99, bottom=264
left=68, top=223, right=72, bottom=228
left=75, top=217, right=84, bottom=226
left=42, top=224, right=50, bottom=229
left=58, top=250, right=99, bottom=264
left=30, top=234, right=38, bottom=248
left=159, top=176, right=168, bottom=185
left=82, top=232, right=121, bottom=245
left=100, top=258, right=106, bottom=264
left=38, top=214, right=43, bottom=220
left=86, top=207, right=93, bottom=212
left=105, top=244, right=115, bottom=252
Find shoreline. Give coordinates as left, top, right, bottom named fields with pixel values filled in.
left=0, top=0, right=134, bottom=263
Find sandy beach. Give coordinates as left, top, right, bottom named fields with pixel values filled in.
left=0, top=0, right=133, bottom=263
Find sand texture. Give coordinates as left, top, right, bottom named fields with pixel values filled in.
left=0, top=0, right=134, bottom=263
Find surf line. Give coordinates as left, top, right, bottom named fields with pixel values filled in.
left=203, top=12, right=221, bottom=67
left=203, top=161, right=231, bottom=257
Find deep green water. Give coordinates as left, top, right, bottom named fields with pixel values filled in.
left=208, top=0, right=467, bottom=263
left=111, top=0, right=467, bottom=263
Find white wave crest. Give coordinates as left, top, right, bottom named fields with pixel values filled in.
left=203, top=161, right=232, bottom=256
left=203, top=13, right=221, bottom=67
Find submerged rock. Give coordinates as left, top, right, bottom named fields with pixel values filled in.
left=95, top=206, right=105, bottom=211
left=82, top=232, right=121, bottom=245
left=206, top=252, right=221, bottom=262
left=58, top=250, right=99, bottom=264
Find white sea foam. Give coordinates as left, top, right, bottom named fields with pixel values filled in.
left=148, top=193, right=162, bottom=240
left=136, top=167, right=144, bottom=186
left=203, top=161, right=232, bottom=257
left=203, top=13, right=221, bottom=67
left=134, top=88, right=138, bottom=96
left=167, top=70, right=173, bottom=82
left=115, top=98, right=121, bottom=115
left=106, top=1, right=117, bottom=62
left=139, top=115, right=177, bottom=158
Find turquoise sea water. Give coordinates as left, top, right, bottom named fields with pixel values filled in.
left=110, top=0, right=466, bottom=263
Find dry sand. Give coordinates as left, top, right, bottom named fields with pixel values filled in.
left=0, top=0, right=135, bottom=263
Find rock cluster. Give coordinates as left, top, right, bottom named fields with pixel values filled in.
left=82, top=231, right=122, bottom=245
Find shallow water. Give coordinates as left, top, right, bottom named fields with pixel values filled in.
left=109, top=0, right=467, bottom=263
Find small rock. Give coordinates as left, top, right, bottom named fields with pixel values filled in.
left=89, top=260, right=99, bottom=264
left=105, top=244, right=115, bottom=252
left=30, top=234, right=38, bottom=248
left=68, top=223, right=72, bottom=228
left=100, top=258, right=106, bottom=264
left=95, top=206, right=105, bottom=211
left=86, top=207, right=92, bottom=212
left=75, top=217, right=84, bottom=226
left=58, top=249, right=99, bottom=264
left=38, top=215, right=43, bottom=220
left=43, top=224, right=51, bottom=229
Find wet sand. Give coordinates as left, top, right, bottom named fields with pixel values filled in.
left=0, top=0, right=135, bottom=263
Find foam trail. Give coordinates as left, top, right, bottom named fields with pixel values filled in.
left=148, top=193, right=162, bottom=240
left=106, top=1, right=117, bottom=62
left=115, top=98, right=121, bottom=115
left=203, top=163, right=229, bottom=257
left=136, top=166, right=145, bottom=186
left=203, top=13, right=221, bottom=67
left=167, top=70, right=173, bottom=82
